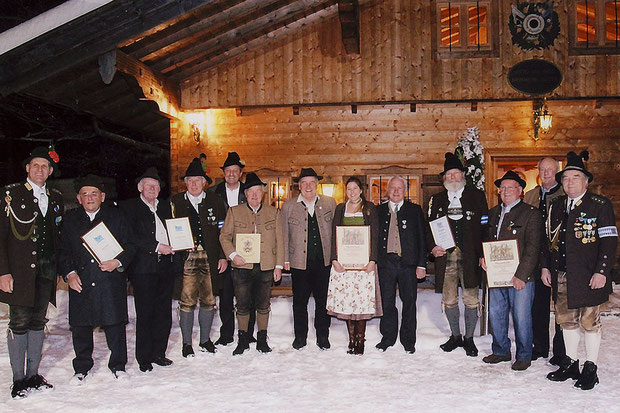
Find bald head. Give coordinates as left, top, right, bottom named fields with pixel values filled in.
left=538, top=157, right=560, bottom=190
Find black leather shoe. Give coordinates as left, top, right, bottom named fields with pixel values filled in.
left=199, top=340, right=217, bottom=353
left=575, top=361, right=599, bottom=390
left=256, top=330, right=272, bottom=353
left=375, top=340, right=393, bottom=352
left=182, top=344, right=195, bottom=358
left=214, top=336, right=234, bottom=346
left=317, top=336, right=330, bottom=350
left=292, top=337, right=307, bottom=350
left=248, top=335, right=257, bottom=344
left=404, top=346, right=416, bottom=354
left=440, top=335, right=463, bottom=352
left=26, top=374, right=53, bottom=391
left=152, top=357, right=173, bottom=367
left=11, top=379, right=28, bottom=399
left=139, top=363, right=153, bottom=372
left=547, top=357, right=580, bottom=381
left=463, top=337, right=478, bottom=357
left=233, top=331, right=250, bottom=356
left=482, top=353, right=511, bottom=364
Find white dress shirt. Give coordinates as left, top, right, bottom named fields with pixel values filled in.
left=27, top=178, right=48, bottom=216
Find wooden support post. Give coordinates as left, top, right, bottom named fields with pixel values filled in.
left=338, top=0, right=360, bottom=54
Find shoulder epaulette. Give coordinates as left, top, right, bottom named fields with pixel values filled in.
left=3, top=183, right=20, bottom=190
left=590, top=194, right=607, bottom=205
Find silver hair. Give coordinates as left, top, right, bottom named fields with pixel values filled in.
left=387, top=175, right=407, bottom=188
left=183, top=176, right=206, bottom=184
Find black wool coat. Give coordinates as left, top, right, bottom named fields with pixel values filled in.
left=542, top=192, right=617, bottom=308
left=426, top=185, right=488, bottom=290
left=58, top=205, right=134, bottom=327
left=0, top=182, right=64, bottom=307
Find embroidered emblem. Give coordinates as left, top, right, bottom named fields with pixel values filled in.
left=598, top=226, right=618, bottom=238
left=480, top=214, right=488, bottom=225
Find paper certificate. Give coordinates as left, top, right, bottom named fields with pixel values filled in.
left=236, top=233, right=261, bottom=263
left=81, top=222, right=123, bottom=264
left=482, top=240, right=520, bottom=288
left=336, top=225, right=370, bottom=270
left=165, top=217, right=195, bottom=251
left=429, top=215, right=456, bottom=250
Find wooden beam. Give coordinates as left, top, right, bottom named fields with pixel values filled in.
left=155, top=0, right=337, bottom=77
left=0, top=0, right=215, bottom=97
left=115, top=50, right=181, bottom=119
left=338, top=0, right=360, bottom=54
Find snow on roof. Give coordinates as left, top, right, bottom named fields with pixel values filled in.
left=0, top=0, right=112, bottom=56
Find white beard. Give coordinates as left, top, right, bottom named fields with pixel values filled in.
left=444, top=180, right=465, bottom=192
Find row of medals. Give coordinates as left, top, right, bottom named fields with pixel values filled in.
left=574, top=217, right=596, bottom=244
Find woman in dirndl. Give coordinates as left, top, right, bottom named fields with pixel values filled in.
left=327, top=176, right=382, bottom=354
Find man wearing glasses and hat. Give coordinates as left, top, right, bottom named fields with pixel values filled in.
left=482, top=171, right=542, bottom=371
left=0, top=146, right=64, bottom=398
left=280, top=168, right=337, bottom=350
left=219, top=172, right=284, bottom=355
left=542, top=151, right=617, bottom=390
left=172, top=158, right=228, bottom=357
left=59, top=174, right=134, bottom=382
left=212, top=152, right=256, bottom=346
left=122, top=167, right=176, bottom=372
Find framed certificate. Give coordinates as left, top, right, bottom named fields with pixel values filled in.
left=336, top=225, right=370, bottom=270
left=482, top=239, right=520, bottom=288
left=236, top=233, right=261, bottom=263
left=81, top=221, right=124, bottom=264
left=165, top=217, right=194, bottom=251
left=429, top=215, right=456, bottom=250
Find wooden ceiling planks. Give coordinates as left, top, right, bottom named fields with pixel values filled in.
left=150, top=0, right=338, bottom=80
left=0, top=0, right=216, bottom=96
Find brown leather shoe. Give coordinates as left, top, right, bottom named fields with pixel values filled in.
left=511, top=360, right=531, bottom=371
left=482, top=354, right=511, bottom=364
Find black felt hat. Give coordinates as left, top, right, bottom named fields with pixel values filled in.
left=220, top=152, right=245, bottom=170
left=440, top=152, right=466, bottom=175
left=181, top=158, right=212, bottom=184
left=293, top=168, right=323, bottom=183
left=555, top=150, right=593, bottom=183
left=23, top=146, right=59, bottom=169
left=494, top=170, right=527, bottom=189
left=136, top=167, right=166, bottom=187
left=243, top=172, right=266, bottom=190
left=74, top=174, right=105, bottom=193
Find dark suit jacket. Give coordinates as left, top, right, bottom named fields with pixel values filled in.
left=121, top=197, right=175, bottom=275
left=171, top=191, right=227, bottom=291
left=213, top=181, right=246, bottom=208
left=426, top=185, right=488, bottom=290
left=58, top=205, right=134, bottom=326
left=542, top=191, right=617, bottom=308
left=330, top=201, right=379, bottom=263
left=487, top=200, right=543, bottom=283
left=0, top=181, right=64, bottom=307
left=377, top=201, right=427, bottom=268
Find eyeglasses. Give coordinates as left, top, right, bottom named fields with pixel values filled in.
left=498, top=186, right=519, bottom=192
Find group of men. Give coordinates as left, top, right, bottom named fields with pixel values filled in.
left=427, top=150, right=616, bottom=391
left=0, top=147, right=616, bottom=399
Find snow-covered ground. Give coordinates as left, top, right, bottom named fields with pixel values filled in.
left=1, top=289, right=619, bottom=412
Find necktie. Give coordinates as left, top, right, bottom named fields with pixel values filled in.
left=567, top=199, right=574, bottom=214
left=39, top=190, right=48, bottom=216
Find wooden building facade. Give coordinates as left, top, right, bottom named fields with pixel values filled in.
left=169, top=0, right=620, bottom=217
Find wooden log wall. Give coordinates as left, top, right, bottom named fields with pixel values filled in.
left=171, top=100, right=620, bottom=209
left=181, top=0, right=620, bottom=107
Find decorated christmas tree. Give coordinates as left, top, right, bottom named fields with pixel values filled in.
left=455, top=127, right=485, bottom=191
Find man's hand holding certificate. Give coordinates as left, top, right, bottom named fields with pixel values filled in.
left=429, top=215, right=456, bottom=251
